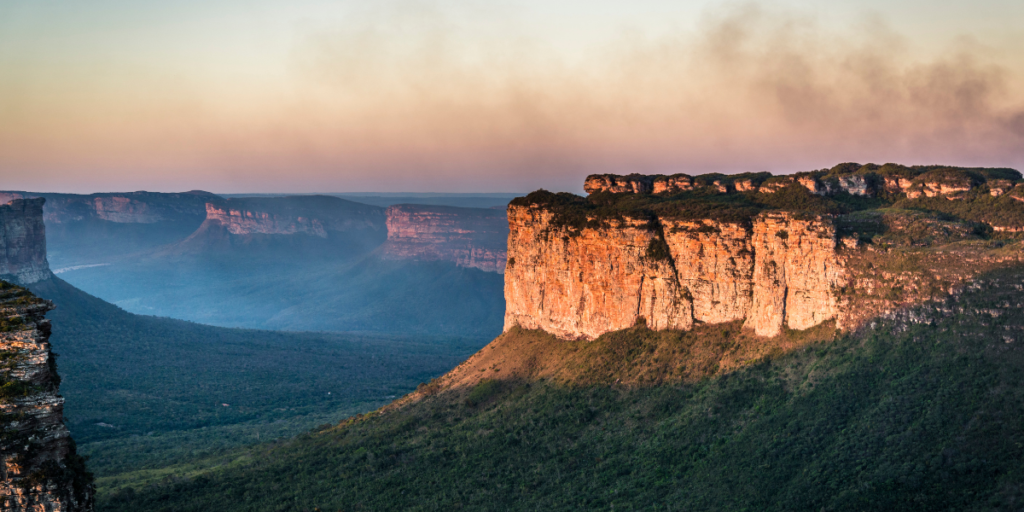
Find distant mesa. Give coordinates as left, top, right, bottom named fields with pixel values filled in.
left=380, top=204, right=509, bottom=274
left=201, top=196, right=386, bottom=238
left=165, top=195, right=388, bottom=258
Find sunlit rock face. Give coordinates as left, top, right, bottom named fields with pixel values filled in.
left=380, top=205, right=509, bottom=273
left=0, top=199, right=51, bottom=285
left=504, top=203, right=845, bottom=339
left=743, top=213, right=844, bottom=336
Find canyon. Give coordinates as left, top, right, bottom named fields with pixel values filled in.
left=381, top=204, right=508, bottom=273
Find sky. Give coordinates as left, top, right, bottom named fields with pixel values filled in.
left=1, top=0, right=1023, bottom=194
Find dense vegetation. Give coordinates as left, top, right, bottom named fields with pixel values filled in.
left=26, top=277, right=487, bottom=482
left=101, top=265, right=1024, bottom=511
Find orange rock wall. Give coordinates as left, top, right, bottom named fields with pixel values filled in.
left=504, top=205, right=846, bottom=339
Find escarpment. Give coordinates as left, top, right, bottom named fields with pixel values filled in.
left=171, top=196, right=387, bottom=256
left=506, top=163, right=1024, bottom=340
left=0, top=191, right=217, bottom=226
left=199, top=196, right=386, bottom=238
left=504, top=206, right=844, bottom=338
left=204, top=203, right=332, bottom=237
left=380, top=205, right=509, bottom=273
left=0, top=283, right=93, bottom=511
left=0, top=199, right=51, bottom=285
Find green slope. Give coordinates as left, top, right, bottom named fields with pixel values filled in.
left=100, top=265, right=1024, bottom=511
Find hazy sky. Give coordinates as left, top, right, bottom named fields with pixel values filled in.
left=2, top=0, right=1023, bottom=193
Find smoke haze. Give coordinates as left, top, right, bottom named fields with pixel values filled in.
left=1, top=1, right=1022, bottom=192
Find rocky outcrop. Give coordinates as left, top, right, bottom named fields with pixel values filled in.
left=584, top=174, right=656, bottom=195
left=584, top=165, right=1021, bottom=201
left=0, top=284, right=93, bottom=511
left=0, top=199, right=51, bottom=285
left=380, top=205, right=508, bottom=273
left=504, top=204, right=845, bottom=339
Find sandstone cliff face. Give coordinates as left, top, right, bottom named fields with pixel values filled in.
left=380, top=205, right=508, bottom=273
left=0, top=284, right=93, bottom=511
left=504, top=205, right=844, bottom=339
left=0, top=199, right=51, bottom=285
left=503, top=207, right=690, bottom=340
left=744, top=214, right=843, bottom=335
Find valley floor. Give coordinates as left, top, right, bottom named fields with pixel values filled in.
left=27, top=277, right=488, bottom=490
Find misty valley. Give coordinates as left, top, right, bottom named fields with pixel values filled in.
left=4, top=163, right=1024, bottom=510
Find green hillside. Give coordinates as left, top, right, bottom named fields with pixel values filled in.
left=100, top=265, right=1024, bottom=511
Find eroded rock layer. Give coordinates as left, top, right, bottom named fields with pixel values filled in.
left=0, top=199, right=51, bottom=285
left=504, top=205, right=845, bottom=339
left=380, top=205, right=509, bottom=273
left=0, top=285, right=93, bottom=511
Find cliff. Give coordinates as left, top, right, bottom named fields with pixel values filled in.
left=198, top=196, right=385, bottom=237
left=0, top=283, right=93, bottom=511
left=380, top=205, right=508, bottom=273
left=504, top=206, right=844, bottom=338
left=506, top=163, right=1024, bottom=340
left=0, top=199, right=51, bottom=285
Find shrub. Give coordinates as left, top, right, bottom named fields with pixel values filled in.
left=465, top=379, right=502, bottom=407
